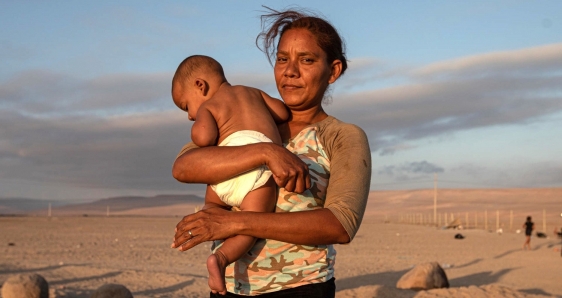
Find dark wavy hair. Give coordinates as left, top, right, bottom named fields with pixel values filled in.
left=256, top=6, right=348, bottom=76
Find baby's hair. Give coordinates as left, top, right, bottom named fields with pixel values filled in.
left=173, top=55, right=226, bottom=86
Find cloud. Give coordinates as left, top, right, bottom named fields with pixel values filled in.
left=0, top=67, right=256, bottom=199
left=326, top=42, right=562, bottom=153
left=0, top=107, right=198, bottom=195
left=0, top=70, right=172, bottom=115
left=411, top=43, right=562, bottom=79
left=2, top=42, right=562, bottom=199
left=337, top=57, right=411, bottom=90
left=379, top=143, right=417, bottom=156
left=379, top=161, right=444, bottom=177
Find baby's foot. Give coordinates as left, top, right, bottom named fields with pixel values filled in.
left=207, top=251, right=228, bottom=295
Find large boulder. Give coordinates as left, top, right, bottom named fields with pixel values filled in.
left=1, top=273, right=49, bottom=298
left=90, top=283, right=133, bottom=298
left=396, top=261, right=449, bottom=290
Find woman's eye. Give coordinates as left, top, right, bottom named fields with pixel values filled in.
left=276, top=57, right=287, bottom=62
left=302, top=58, right=314, bottom=63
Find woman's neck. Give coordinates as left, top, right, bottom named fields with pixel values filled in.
left=290, top=106, right=328, bottom=124
left=283, top=106, right=329, bottom=139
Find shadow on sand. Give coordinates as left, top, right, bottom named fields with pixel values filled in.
left=450, top=258, right=484, bottom=268
left=518, top=288, right=557, bottom=297
left=449, top=267, right=515, bottom=287
left=132, top=279, right=196, bottom=296
left=49, top=271, right=123, bottom=286
left=336, top=269, right=408, bottom=291
left=0, top=263, right=72, bottom=275
left=335, top=261, right=524, bottom=295
left=1, top=264, right=207, bottom=298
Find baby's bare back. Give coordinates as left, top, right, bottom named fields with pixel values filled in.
left=206, top=85, right=282, bottom=145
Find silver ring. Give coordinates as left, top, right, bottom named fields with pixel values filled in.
left=188, top=230, right=193, bottom=237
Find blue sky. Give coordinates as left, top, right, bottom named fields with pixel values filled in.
left=1, top=1, right=561, bottom=201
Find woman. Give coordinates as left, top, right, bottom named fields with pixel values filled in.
left=171, top=7, right=371, bottom=297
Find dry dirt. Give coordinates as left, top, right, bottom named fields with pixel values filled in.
left=2, top=188, right=562, bottom=297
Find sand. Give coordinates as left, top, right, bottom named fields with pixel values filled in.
left=1, top=215, right=561, bottom=298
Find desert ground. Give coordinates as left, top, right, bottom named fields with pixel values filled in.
left=1, top=188, right=562, bottom=297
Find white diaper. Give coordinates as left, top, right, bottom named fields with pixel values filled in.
left=211, top=130, right=273, bottom=207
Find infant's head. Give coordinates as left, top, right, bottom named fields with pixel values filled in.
left=172, top=55, right=226, bottom=120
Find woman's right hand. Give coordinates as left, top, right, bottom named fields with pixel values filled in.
left=264, top=144, right=311, bottom=193
left=173, top=142, right=310, bottom=192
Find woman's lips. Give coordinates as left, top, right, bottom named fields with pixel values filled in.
left=282, top=84, right=300, bottom=90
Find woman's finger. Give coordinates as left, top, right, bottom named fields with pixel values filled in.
left=171, top=207, right=235, bottom=251
left=171, top=213, right=200, bottom=248
left=178, top=235, right=205, bottom=251
left=283, top=174, right=296, bottom=192
left=293, top=170, right=310, bottom=194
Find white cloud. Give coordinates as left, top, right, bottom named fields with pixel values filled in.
left=327, top=43, right=562, bottom=153
left=411, top=43, right=562, bottom=79
left=2, top=43, right=562, bottom=198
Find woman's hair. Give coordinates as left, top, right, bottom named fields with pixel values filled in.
left=526, top=216, right=532, bottom=221
left=256, top=6, right=348, bottom=76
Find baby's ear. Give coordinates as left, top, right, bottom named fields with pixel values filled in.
left=194, top=78, right=209, bottom=96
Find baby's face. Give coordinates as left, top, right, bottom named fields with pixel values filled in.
left=172, top=83, right=202, bottom=121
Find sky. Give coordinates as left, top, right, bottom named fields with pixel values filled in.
left=1, top=1, right=561, bottom=202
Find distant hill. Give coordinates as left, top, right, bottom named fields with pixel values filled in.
left=365, top=187, right=562, bottom=229
left=1, top=195, right=204, bottom=217
left=0, top=198, right=67, bottom=214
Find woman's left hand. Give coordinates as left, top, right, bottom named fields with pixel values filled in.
left=171, top=206, right=235, bottom=251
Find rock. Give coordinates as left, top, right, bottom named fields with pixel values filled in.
left=90, top=283, right=133, bottom=298
left=1, top=273, right=49, bottom=298
left=396, top=261, right=449, bottom=290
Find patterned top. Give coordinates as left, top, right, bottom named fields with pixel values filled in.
left=208, top=116, right=372, bottom=295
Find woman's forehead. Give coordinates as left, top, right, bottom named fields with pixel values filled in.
left=277, top=28, right=324, bottom=55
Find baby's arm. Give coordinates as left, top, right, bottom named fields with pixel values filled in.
left=261, top=91, right=289, bottom=124
left=191, top=107, right=218, bottom=147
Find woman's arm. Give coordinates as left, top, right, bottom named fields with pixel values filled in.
left=172, top=142, right=310, bottom=191
left=322, top=122, right=372, bottom=241
left=172, top=120, right=371, bottom=250
left=172, top=207, right=348, bottom=251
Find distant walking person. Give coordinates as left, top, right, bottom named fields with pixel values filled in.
left=522, top=216, right=534, bottom=250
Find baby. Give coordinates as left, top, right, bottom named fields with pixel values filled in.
left=171, top=55, right=289, bottom=295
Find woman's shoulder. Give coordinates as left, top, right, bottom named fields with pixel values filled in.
left=316, top=116, right=368, bottom=140
left=315, top=116, right=370, bottom=157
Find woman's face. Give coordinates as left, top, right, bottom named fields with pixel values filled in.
left=274, top=28, right=341, bottom=111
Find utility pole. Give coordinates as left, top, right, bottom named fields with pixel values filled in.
left=433, top=173, right=437, bottom=226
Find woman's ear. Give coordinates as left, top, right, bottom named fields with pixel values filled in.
left=328, top=60, right=343, bottom=84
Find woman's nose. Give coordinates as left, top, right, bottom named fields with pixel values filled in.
left=284, top=60, right=299, bottom=77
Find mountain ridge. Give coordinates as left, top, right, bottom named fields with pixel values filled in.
left=0, top=194, right=204, bottom=215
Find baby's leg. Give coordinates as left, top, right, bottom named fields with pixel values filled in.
left=207, top=177, right=277, bottom=294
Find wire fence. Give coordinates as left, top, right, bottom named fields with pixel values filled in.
left=388, top=209, right=561, bottom=236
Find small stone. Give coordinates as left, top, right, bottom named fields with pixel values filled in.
left=90, top=283, right=133, bottom=298
left=1, top=273, right=49, bottom=298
